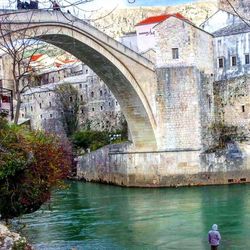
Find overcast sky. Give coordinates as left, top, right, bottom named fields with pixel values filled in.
left=1, top=0, right=199, bottom=10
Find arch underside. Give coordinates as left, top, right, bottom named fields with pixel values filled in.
left=4, top=18, right=158, bottom=150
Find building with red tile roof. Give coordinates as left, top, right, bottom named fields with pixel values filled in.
left=135, top=13, right=188, bottom=26
left=135, top=13, right=189, bottom=53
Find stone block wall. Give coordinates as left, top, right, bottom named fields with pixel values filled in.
left=77, top=142, right=250, bottom=187
left=214, top=75, right=250, bottom=136
left=77, top=143, right=202, bottom=187
left=154, top=16, right=214, bottom=75
left=155, top=66, right=213, bottom=150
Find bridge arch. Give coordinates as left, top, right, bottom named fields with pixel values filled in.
left=0, top=10, right=158, bottom=150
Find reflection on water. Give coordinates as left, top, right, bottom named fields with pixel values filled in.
left=19, top=182, right=250, bottom=250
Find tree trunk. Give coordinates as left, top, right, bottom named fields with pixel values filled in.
left=14, top=92, right=21, bottom=124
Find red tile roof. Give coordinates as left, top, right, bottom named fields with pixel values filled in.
left=135, top=13, right=188, bottom=26
left=62, top=59, right=79, bottom=63
left=31, top=54, right=43, bottom=61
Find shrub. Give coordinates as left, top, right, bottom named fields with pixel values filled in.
left=0, top=117, right=72, bottom=220
left=72, top=130, right=109, bottom=151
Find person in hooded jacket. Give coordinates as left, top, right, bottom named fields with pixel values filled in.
left=208, top=224, right=221, bottom=250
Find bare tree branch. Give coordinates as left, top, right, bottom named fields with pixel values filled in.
left=225, top=0, right=250, bottom=27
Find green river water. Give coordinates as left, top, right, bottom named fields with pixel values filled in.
left=19, top=181, right=250, bottom=250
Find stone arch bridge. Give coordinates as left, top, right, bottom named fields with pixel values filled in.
left=0, top=9, right=159, bottom=151
left=0, top=10, right=218, bottom=187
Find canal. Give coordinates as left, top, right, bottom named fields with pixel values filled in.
left=19, top=181, right=250, bottom=250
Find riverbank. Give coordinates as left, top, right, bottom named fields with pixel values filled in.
left=0, top=223, right=31, bottom=250
left=77, top=142, right=250, bottom=187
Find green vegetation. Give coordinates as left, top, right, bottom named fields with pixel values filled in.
left=72, top=130, right=110, bottom=151
left=54, top=83, right=81, bottom=137
left=72, top=118, right=128, bottom=152
left=72, top=128, right=128, bottom=152
left=0, top=116, right=72, bottom=220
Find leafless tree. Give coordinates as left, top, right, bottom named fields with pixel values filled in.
left=0, top=11, right=50, bottom=124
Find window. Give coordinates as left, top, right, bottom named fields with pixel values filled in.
left=218, top=58, right=224, bottom=68
left=116, top=101, right=118, bottom=106
left=91, top=91, right=94, bottom=98
left=79, top=84, right=82, bottom=88
left=242, top=105, right=245, bottom=113
left=49, top=102, right=52, bottom=107
left=100, top=106, right=103, bottom=110
left=80, top=95, right=83, bottom=101
left=208, top=95, right=211, bottom=110
left=40, top=115, right=43, bottom=119
left=92, top=107, right=95, bottom=111
left=109, top=102, right=111, bottom=106
left=31, top=106, right=33, bottom=112
left=100, top=90, right=103, bottom=96
left=39, top=103, right=42, bottom=109
left=172, top=48, right=179, bottom=59
left=81, top=109, right=84, bottom=114
left=86, top=69, right=88, bottom=74
left=231, top=56, right=237, bottom=66
left=50, top=114, right=53, bottom=118
left=245, top=54, right=250, bottom=64
left=69, top=96, right=73, bottom=102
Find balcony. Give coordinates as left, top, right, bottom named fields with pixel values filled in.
left=0, top=87, right=13, bottom=120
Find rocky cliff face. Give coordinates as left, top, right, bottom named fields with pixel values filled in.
left=91, top=1, right=218, bottom=39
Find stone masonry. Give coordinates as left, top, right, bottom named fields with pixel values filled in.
left=2, top=7, right=250, bottom=186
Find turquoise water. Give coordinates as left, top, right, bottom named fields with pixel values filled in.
left=19, top=182, right=250, bottom=249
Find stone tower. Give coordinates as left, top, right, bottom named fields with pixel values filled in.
left=219, top=0, right=250, bottom=19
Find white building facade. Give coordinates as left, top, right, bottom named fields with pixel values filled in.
left=20, top=62, right=125, bottom=134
